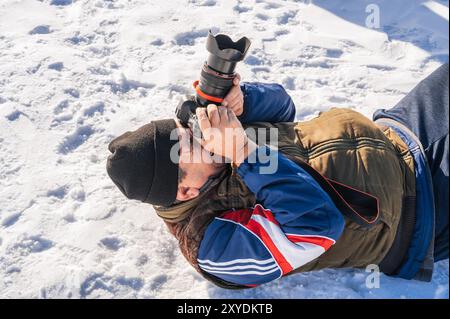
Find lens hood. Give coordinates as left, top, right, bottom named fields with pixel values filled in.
left=206, top=30, right=251, bottom=74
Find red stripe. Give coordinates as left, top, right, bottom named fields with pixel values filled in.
left=221, top=209, right=253, bottom=224
left=286, top=235, right=334, bottom=250
left=246, top=219, right=293, bottom=275
left=252, top=204, right=280, bottom=225
left=251, top=206, right=334, bottom=250
left=221, top=207, right=292, bottom=275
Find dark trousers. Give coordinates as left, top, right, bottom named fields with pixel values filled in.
left=374, top=63, right=449, bottom=262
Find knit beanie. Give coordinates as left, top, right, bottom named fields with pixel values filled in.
left=106, top=119, right=179, bottom=207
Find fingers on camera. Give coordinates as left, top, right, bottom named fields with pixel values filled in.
left=227, top=87, right=240, bottom=100
left=206, top=104, right=220, bottom=126
left=218, top=105, right=229, bottom=121
left=227, top=108, right=238, bottom=121
left=196, top=107, right=211, bottom=130
left=228, top=95, right=241, bottom=108
left=234, top=73, right=241, bottom=84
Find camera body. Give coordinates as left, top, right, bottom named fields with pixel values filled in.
left=175, top=97, right=202, bottom=136
left=175, top=30, right=251, bottom=132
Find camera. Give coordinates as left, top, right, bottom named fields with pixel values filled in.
left=175, top=30, right=251, bottom=135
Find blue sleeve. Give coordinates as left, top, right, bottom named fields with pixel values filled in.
left=197, top=146, right=345, bottom=287
left=238, top=82, right=296, bottom=123
left=237, top=147, right=345, bottom=236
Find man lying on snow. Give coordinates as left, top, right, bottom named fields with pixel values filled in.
left=106, top=63, right=448, bottom=289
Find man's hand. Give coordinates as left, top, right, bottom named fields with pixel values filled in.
left=222, top=73, right=244, bottom=116
left=195, top=104, right=256, bottom=166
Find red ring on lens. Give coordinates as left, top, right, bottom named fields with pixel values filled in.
left=193, top=80, right=224, bottom=103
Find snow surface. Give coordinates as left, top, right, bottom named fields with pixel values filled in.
left=0, top=0, right=448, bottom=299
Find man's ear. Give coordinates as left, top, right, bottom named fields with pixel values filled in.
left=176, top=186, right=200, bottom=201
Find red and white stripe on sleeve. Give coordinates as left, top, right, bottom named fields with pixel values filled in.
left=216, top=204, right=336, bottom=275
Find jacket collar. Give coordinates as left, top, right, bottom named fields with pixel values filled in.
left=154, top=166, right=231, bottom=223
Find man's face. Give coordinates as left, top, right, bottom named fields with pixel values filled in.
left=175, top=120, right=225, bottom=202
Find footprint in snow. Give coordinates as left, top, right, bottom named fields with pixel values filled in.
left=99, top=237, right=125, bottom=251
left=6, top=110, right=25, bottom=121
left=148, top=274, right=168, bottom=291
left=136, top=254, right=148, bottom=266
left=244, top=55, right=265, bottom=66
left=1, top=213, right=22, bottom=228
left=326, top=49, right=344, bottom=59
left=173, top=29, right=210, bottom=46
left=80, top=274, right=144, bottom=298
left=83, top=101, right=104, bottom=117
left=6, top=267, right=21, bottom=274
left=274, top=29, right=290, bottom=36
left=10, top=235, right=54, bottom=255
left=65, top=33, right=95, bottom=46
left=64, top=88, right=80, bottom=98
left=115, top=277, right=144, bottom=290
left=53, top=100, right=70, bottom=115
left=79, top=274, right=114, bottom=297
left=277, top=10, right=298, bottom=25
left=256, top=13, right=270, bottom=21
left=29, top=25, right=51, bottom=35
left=189, top=0, right=217, bottom=6
left=233, top=4, right=252, bottom=13
left=150, top=38, right=164, bottom=46
left=47, top=185, right=68, bottom=199
left=48, top=62, right=64, bottom=71
left=57, top=125, right=94, bottom=155
left=264, top=2, right=281, bottom=9
left=50, top=0, right=73, bottom=6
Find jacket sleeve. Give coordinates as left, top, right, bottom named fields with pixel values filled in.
left=197, top=146, right=345, bottom=287
left=238, top=82, right=296, bottom=124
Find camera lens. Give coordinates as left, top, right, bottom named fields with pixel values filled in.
left=195, top=31, right=251, bottom=107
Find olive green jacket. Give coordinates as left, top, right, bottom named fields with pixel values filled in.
left=155, top=108, right=415, bottom=288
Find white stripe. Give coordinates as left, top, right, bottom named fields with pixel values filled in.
left=198, top=257, right=274, bottom=267
left=212, top=216, right=283, bottom=280
left=285, top=233, right=336, bottom=244
left=251, top=215, right=326, bottom=269
left=199, top=263, right=278, bottom=272
left=199, top=266, right=280, bottom=276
